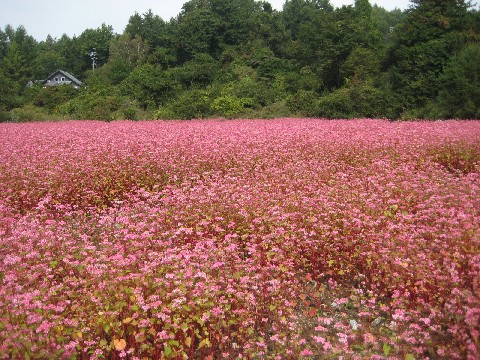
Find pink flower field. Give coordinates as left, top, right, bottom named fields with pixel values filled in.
left=0, top=119, right=479, bottom=359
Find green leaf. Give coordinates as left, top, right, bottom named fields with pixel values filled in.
left=198, top=338, right=211, bottom=349
left=383, top=343, right=391, bottom=356
left=163, top=345, right=173, bottom=357
left=384, top=210, right=393, bottom=218
left=405, top=354, right=415, bottom=360
left=168, top=340, right=180, bottom=347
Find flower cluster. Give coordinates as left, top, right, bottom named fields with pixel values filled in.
left=0, top=119, right=479, bottom=359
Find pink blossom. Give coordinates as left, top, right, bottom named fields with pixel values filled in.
left=1, top=119, right=479, bottom=358
left=300, top=348, right=314, bottom=356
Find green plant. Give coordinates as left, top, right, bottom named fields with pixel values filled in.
left=10, top=105, right=49, bottom=122
left=286, top=90, right=318, bottom=116
left=123, top=108, right=137, bottom=120
left=211, top=95, right=245, bottom=118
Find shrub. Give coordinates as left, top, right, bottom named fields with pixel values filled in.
left=316, top=88, right=355, bottom=118
left=122, top=108, right=137, bottom=121
left=211, top=95, right=245, bottom=118
left=171, top=89, right=212, bottom=119
left=33, top=85, right=79, bottom=112
left=10, top=105, right=49, bottom=122
left=286, top=90, right=318, bottom=116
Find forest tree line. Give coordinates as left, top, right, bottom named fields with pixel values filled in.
left=0, top=0, right=479, bottom=121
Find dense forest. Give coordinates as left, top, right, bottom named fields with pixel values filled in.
left=1, top=0, right=479, bottom=121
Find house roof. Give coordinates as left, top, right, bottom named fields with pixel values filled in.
left=44, top=70, right=83, bottom=87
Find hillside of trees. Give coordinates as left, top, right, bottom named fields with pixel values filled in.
left=1, top=0, right=479, bottom=121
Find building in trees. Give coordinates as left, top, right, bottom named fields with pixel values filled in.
left=43, top=70, right=83, bottom=89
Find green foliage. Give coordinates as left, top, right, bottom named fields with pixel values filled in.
left=0, top=71, right=20, bottom=111
left=56, top=88, right=138, bottom=121
left=316, top=87, right=355, bottom=118
left=10, top=105, right=49, bottom=122
left=371, top=5, right=405, bottom=44
left=283, top=66, right=321, bottom=94
left=174, top=0, right=270, bottom=63
left=93, top=60, right=131, bottom=86
left=0, top=110, right=11, bottom=122
left=33, top=86, right=78, bottom=112
left=175, top=6, right=223, bottom=62
left=33, top=49, right=66, bottom=79
left=1, top=26, right=38, bottom=86
left=53, top=35, right=84, bottom=77
left=158, top=89, right=212, bottom=119
left=170, top=53, right=219, bottom=89
left=123, top=107, right=137, bottom=120
left=109, top=33, right=148, bottom=69
left=386, top=0, right=473, bottom=115
left=226, top=76, right=271, bottom=109
left=77, top=24, right=115, bottom=72
left=241, top=100, right=291, bottom=119
left=436, top=43, right=480, bottom=119
left=287, top=90, right=318, bottom=116
left=248, top=6, right=288, bottom=55
left=125, top=10, right=171, bottom=51
left=341, top=47, right=381, bottom=84
left=120, top=64, right=179, bottom=109
left=211, top=95, right=247, bottom=118
left=316, top=82, right=391, bottom=119
left=154, top=107, right=177, bottom=120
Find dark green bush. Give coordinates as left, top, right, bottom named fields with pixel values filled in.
left=10, top=105, right=49, bottom=122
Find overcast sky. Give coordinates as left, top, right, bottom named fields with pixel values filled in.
left=1, top=0, right=414, bottom=41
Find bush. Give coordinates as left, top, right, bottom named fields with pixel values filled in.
left=211, top=95, right=246, bottom=118
left=0, top=110, right=11, bottom=122
left=123, top=108, right=137, bottom=121
left=154, top=107, right=177, bottom=120
left=10, top=105, right=49, bottom=122
left=33, top=86, right=79, bottom=112
left=315, top=83, right=392, bottom=119
left=286, top=90, right=318, bottom=116
left=242, top=100, right=291, bottom=119
left=56, top=89, right=141, bottom=121
left=172, top=89, right=212, bottom=119
left=316, top=88, right=355, bottom=118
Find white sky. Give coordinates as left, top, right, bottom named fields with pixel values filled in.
left=1, top=0, right=416, bottom=41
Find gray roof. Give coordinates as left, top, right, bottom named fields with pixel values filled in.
left=44, top=70, right=83, bottom=87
